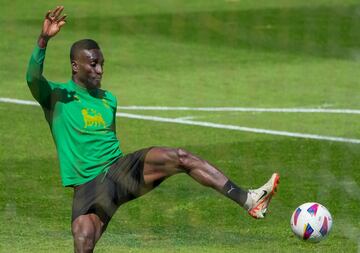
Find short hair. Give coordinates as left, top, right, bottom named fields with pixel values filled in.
left=70, top=39, right=100, bottom=61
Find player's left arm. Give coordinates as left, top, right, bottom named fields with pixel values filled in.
left=26, top=6, right=67, bottom=107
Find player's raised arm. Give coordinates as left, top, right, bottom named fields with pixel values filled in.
left=38, top=6, right=67, bottom=48
left=26, top=6, right=67, bottom=107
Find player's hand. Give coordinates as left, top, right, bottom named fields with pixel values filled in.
left=41, top=6, right=67, bottom=39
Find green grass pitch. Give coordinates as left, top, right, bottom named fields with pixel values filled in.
left=1, top=0, right=360, bottom=252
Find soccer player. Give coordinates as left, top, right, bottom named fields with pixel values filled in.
left=26, top=6, right=280, bottom=253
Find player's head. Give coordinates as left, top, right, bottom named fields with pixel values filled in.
left=70, top=39, right=104, bottom=89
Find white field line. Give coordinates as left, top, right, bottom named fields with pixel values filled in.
left=117, top=105, right=360, bottom=114
left=0, top=97, right=39, bottom=106
left=1, top=97, right=359, bottom=144
left=175, top=116, right=197, bottom=120
left=116, top=112, right=360, bottom=144
left=1, top=97, right=360, bottom=114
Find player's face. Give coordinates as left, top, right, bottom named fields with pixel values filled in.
left=75, top=49, right=104, bottom=89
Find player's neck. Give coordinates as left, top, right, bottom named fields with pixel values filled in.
left=72, top=76, right=99, bottom=90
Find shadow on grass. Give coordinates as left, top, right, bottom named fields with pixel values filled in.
left=24, top=4, right=360, bottom=60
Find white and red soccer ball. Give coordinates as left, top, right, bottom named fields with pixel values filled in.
left=290, top=202, right=333, bottom=242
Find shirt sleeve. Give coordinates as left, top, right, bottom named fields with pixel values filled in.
left=26, top=46, right=53, bottom=109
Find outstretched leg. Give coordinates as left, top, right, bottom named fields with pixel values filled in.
left=144, top=147, right=228, bottom=189
left=142, top=147, right=280, bottom=218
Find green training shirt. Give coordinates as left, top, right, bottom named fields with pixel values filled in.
left=26, top=46, right=123, bottom=187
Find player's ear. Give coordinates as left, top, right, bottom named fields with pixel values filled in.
left=71, top=60, right=79, bottom=74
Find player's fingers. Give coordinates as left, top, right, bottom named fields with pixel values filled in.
left=45, top=10, right=51, bottom=19
left=58, top=20, right=66, bottom=28
left=53, top=6, right=64, bottom=18
left=56, top=14, right=67, bottom=23
left=48, top=6, right=59, bottom=19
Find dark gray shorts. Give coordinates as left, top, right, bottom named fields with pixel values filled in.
left=71, top=147, right=152, bottom=226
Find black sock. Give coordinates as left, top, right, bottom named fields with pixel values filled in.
left=222, top=180, right=248, bottom=207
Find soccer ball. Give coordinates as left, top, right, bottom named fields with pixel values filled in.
left=290, top=202, right=333, bottom=242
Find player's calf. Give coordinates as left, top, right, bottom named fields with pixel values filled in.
left=176, top=148, right=228, bottom=189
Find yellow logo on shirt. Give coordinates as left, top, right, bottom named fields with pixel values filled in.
left=81, top=108, right=106, bottom=128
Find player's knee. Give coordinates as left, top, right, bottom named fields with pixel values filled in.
left=73, top=230, right=96, bottom=252
left=157, top=148, right=190, bottom=168
left=72, top=220, right=97, bottom=252
left=176, top=148, right=204, bottom=171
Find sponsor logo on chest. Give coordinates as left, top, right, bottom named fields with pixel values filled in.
left=81, top=108, right=106, bottom=128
